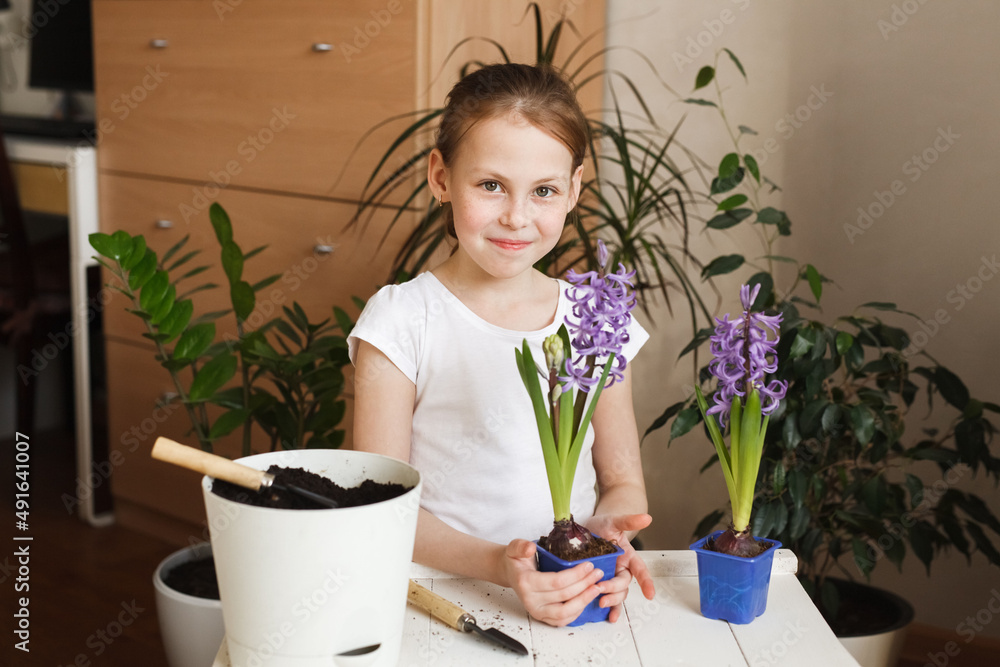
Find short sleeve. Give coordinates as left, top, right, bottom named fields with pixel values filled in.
left=347, top=284, right=424, bottom=384
left=620, top=313, right=649, bottom=364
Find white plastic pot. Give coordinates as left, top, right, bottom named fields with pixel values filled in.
left=202, top=449, right=421, bottom=667
left=153, top=542, right=226, bottom=667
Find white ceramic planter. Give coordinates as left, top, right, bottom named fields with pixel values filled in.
left=839, top=627, right=909, bottom=667
left=153, top=542, right=226, bottom=667
left=202, top=449, right=421, bottom=667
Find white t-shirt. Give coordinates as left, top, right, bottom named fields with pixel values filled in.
left=347, top=271, right=648, bottom=545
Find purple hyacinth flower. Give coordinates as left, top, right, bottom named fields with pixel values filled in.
left=706, top=284, right=789, bottom=427
left=561, top=243, right=637, bottom=392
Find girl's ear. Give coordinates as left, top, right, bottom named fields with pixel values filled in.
left=427, top=148, right=449, bottom=203
left=567, top=164, right=585, bottom=210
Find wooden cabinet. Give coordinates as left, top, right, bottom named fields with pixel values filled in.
left=93, top=0, right=606, bottom=537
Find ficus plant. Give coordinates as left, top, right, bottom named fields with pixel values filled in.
left=90, top=203, right=356, bottom=456
left=646, top=56, right=1000, bottom=620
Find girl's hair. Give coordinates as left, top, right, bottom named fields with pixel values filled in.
left=435, top=63, right=589, bottom=237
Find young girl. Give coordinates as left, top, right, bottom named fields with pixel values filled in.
left=348, top=63, right=655, bottom=627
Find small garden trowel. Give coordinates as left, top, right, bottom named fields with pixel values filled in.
left=407, top=580, right=529, bottom=655
left=151, top=437, right=339, bottom=508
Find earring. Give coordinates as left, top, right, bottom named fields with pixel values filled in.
left=438, top=197, right=444, bottom=208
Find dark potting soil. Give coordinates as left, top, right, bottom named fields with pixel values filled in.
left=538, top=533, right=620, bottom=561
left=210, top=465, right=411, bottom=510
left=702, top=535, right=775, bottom=558
left=163, top=555, right=220, bottom=600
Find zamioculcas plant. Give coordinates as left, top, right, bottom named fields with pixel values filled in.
left=515, top=240, right=637, bottom=559
left=90, top=203, right=355, bottom=455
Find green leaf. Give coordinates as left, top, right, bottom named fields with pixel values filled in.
left=789, top=505, right=810, bottom=541
left=723, top=48, right=746, bottom=80
left=756, top=207, right=791, bottom=235
left=782, top=416, right=801, bottom=449
left=852, top=537, right=875, bottom=578
left=173, top=322, right=216, bottom=361
left=904, top=473, right=924, bottom=509
left=684, top=97, right=717, bottom=107
left=128, top=250, right=158, bottom=291
left=701, top=254, right=745, bottom=280
left=209, top=203, right=233, bottom=245
left=139, top=270, right=170, bottom=314
left=744, top=154, right=760, bottom=183
left=160, top=234, right=190, bottom=268
left=850, top=404, right=876, bottom=445
left=738, top=125, right=758, bottom=136
left=694, top=65, right=715, bottom=90
left=773, top=461, right=787, bottom=494
left=788, top=469, right=808, bottom=509
left=716, top=194, right=749, bottom=211
left=230, top=280, right=255, bottom=321
left=789, top=329, right=815, bottom=359
left=209, top=409, right=249, bottom=439
left=805, top=264, right=822, bottom=302
left=157, top=299, right=194, bottom=344
left=188, top=352, right=238, bottom=402
left=670, top=406, right=701, bottom=442
left=718, top=153, right=740, bottom=180
left=148, top=284, right=177, bottom=325
left=89, top=232, right=117, bottom=260
left=934, top=366, right=970, bottom=410
left=221, top=241, right=244, bottom=285
left=694, top=510, right=725, bottom=539
left=333, top=305, right=355, bottom=335
left=643, top=400, right=687, bottom=441
left=710, top=167, right=745, bottom=195
left=122, top=235, right=147, bottom=271
left=252, top=274, right=281, bottom=293
left=706, top=208, right=753, bottom=230
left=836, top=332, right=854, bottom=355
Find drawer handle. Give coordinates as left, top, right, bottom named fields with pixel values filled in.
left=155, top=219, right=174, bottom=229
left=312, top=43, right=334, bottom=52
left=150, top=39, right=169, bottom=49
left=313, top=244, right=336, bottom=255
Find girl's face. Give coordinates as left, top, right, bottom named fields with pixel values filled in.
left=429, top=113, right=584, bottom=281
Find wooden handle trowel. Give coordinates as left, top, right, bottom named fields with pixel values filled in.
left=151, top=437, right=339, bottom=509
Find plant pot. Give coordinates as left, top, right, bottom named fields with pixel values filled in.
left=823, top=578, right=914, bottom=667
left=202, top=449, right=422, bottom=667
left=689, top=530, right=782, bottom=624
left=535, top=537, right=625, bottom=627
left=153, top=542, right=225, bottom=667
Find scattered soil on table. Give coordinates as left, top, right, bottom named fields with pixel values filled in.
left=163, top=554, right=220, bottom=600
left=211, top=465, right=411, bottom=510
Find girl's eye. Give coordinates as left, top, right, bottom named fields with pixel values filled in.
left=535, top=186, right=554, bottom=198
left=482, top=181, right=500, bottom=192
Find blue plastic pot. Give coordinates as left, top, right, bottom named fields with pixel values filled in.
left=535, top=537, right=624, bottom=626
left=689, top=530, right=782, bottom=624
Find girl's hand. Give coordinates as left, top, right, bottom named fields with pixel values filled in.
left=499, top=539, right=606, bottom=627
left=583, top=513, right=656, bottom=622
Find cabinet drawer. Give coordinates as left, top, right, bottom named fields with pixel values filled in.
left=98, top=173, right=411, bottom=341
left=93, top=0, right=417, bottom=200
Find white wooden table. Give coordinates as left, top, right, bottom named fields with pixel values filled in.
left=214, top=550, right=861, bottom=666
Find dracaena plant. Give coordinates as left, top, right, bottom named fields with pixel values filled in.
left=90, top=203, right=355, bottom=456
left=693, top=283, right=788, bottom=557
left=347, top=2, right=716, bottom=332
left=515, top=240, right=637, bottom=560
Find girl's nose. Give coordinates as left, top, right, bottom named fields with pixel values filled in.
left=500, top=198, right=529, bottom=229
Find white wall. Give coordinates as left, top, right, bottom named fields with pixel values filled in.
left=608, top=0, right=1000, bottom=638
